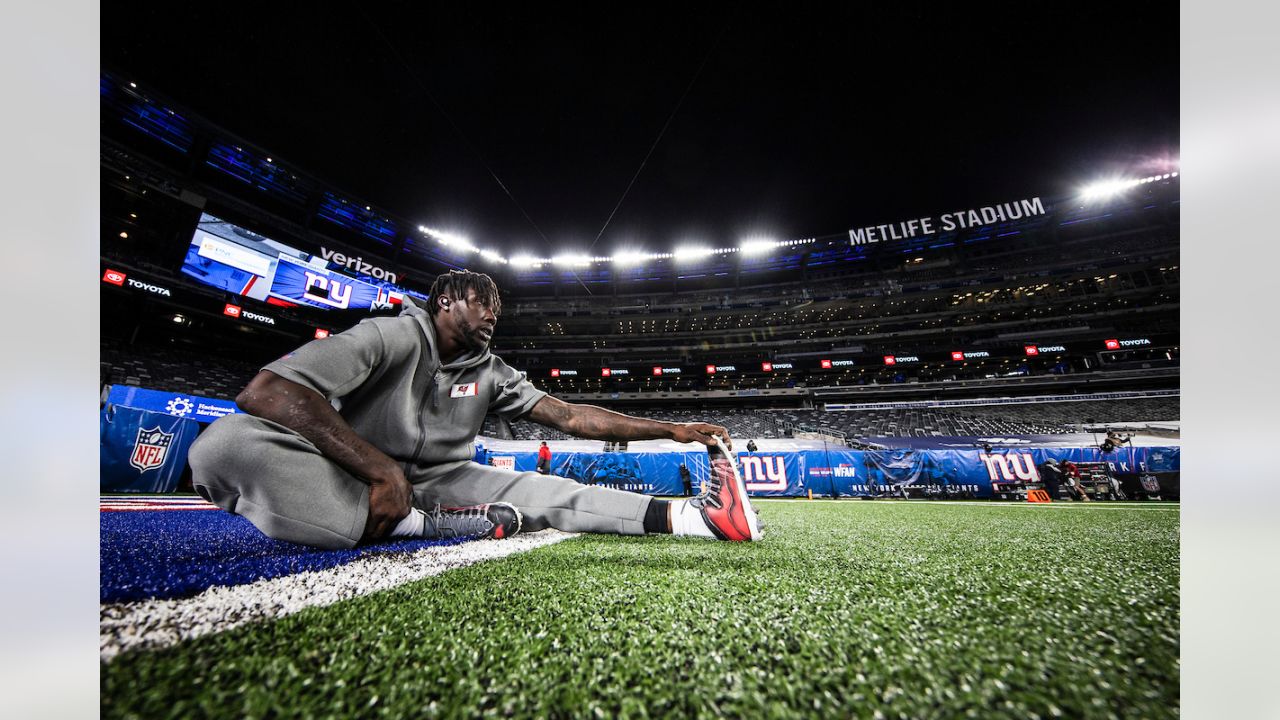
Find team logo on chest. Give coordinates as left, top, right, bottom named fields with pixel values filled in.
left=450, top=382, right=478, bottom=398
left=130, top=426, right=174, bottom=472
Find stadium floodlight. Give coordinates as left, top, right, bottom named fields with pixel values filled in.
left=421, top=226, right=477, bottom=253
left=479, top=249, right=506, bottom=264
left=509, top=254, right=543, bottom=269
left=1081, top=179, right=1137, bottom=199
left=739, top=238, right=778, bottom=256
left=612, top=250, right=650, bottom=266
left=552, top=253, right=592, bottom=267
left=674, top=245, right=714, bottom=261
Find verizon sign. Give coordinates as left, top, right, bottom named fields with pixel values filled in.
left=319, top=247, right=401, bottom=283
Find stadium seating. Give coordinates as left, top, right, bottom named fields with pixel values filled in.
left=485, top=396, right=1178, bottom=441
left=101, top=337, right=258, bottom=400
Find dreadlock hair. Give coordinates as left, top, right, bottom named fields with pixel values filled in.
left=428, top=269, right=502, bottom=317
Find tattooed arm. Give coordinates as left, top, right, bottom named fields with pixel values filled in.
left=236, top=370, right=410, bottom=539
left=526, top=395, right=731, bottom=448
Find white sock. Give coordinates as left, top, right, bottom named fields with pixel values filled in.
left=669, top=500, right=716, bottom=538
left=390, top=508, right=426, bottom=537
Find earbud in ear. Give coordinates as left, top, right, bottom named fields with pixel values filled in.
left=440, top=297, right=451, bottom=307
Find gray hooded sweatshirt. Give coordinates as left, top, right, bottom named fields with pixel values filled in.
left=262, top=298, right=546, bottom=471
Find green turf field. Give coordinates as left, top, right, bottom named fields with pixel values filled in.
left=102, top=501, right=1179, bottom=719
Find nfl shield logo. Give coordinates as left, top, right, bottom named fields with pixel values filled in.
left=130, top=426, right=174, bottom=473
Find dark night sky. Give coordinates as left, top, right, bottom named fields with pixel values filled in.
left=102, top=2, right=1179, bottom=257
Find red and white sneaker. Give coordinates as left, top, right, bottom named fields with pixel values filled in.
left=423, top=502, right=522, bottom=540
left=690, top=439, right=763, bottom=541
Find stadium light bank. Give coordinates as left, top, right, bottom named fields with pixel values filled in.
left=1080, top=171, right=1178, bottom=200
left=415, top=222, right=813, bottom=269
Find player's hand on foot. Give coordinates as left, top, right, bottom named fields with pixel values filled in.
left=671, top=422, right=732, bottom=450
left=365, top=466, right=413, bottom=539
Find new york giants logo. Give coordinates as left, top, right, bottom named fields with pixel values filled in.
left=980, top=452, right=1040, bottom=483
left=740, top=455, right=787, bottom=491
left=303, top=272, right=354, bottom=309
left=130, top=426, right=174, bottom=473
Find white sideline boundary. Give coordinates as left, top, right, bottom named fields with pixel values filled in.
left=100, top=529, right=578, bottom=661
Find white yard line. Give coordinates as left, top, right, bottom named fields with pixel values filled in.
left=100, top=529, right=578, bottom=661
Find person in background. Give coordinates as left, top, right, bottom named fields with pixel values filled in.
left=1039, top=458, right=1064, bottom=500
left=679, top=463, right=692, bottom=496
left=746, top=439, right=759, bottom=452
left=1060, top=459, right=1091, bottom=502
left=537, top=441, right=552, bottom=475
left=1100, top=429, right=1132, bottom=453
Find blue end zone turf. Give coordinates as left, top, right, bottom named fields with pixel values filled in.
left=101, top=510, right=467, bottom=603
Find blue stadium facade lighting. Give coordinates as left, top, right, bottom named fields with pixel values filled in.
left=317, top=192, right=398, bottom=246
left=100, top=73, right=194, bottom=153
left=205, top=142, right=309, bottom=207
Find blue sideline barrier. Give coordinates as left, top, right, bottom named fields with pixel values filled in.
left=101, top=405, right=201, bottom=493
left=479, top=445, right=1181, bottom=498
left=99, top=384, right=1180, bottom=499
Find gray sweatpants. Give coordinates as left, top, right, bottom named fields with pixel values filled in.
left=188, top=414, right=652, bottom=549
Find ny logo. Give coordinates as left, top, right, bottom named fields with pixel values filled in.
left=740, top=455, right=786, bottom=491
left=980, top=452, right=1040, bottom=482
left=304, top=272, right=354, bottom=309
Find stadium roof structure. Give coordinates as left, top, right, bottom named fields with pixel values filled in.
left=103, top=68, right=1179, bottom=304
left=102, top=5, right=1177, bottom=267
